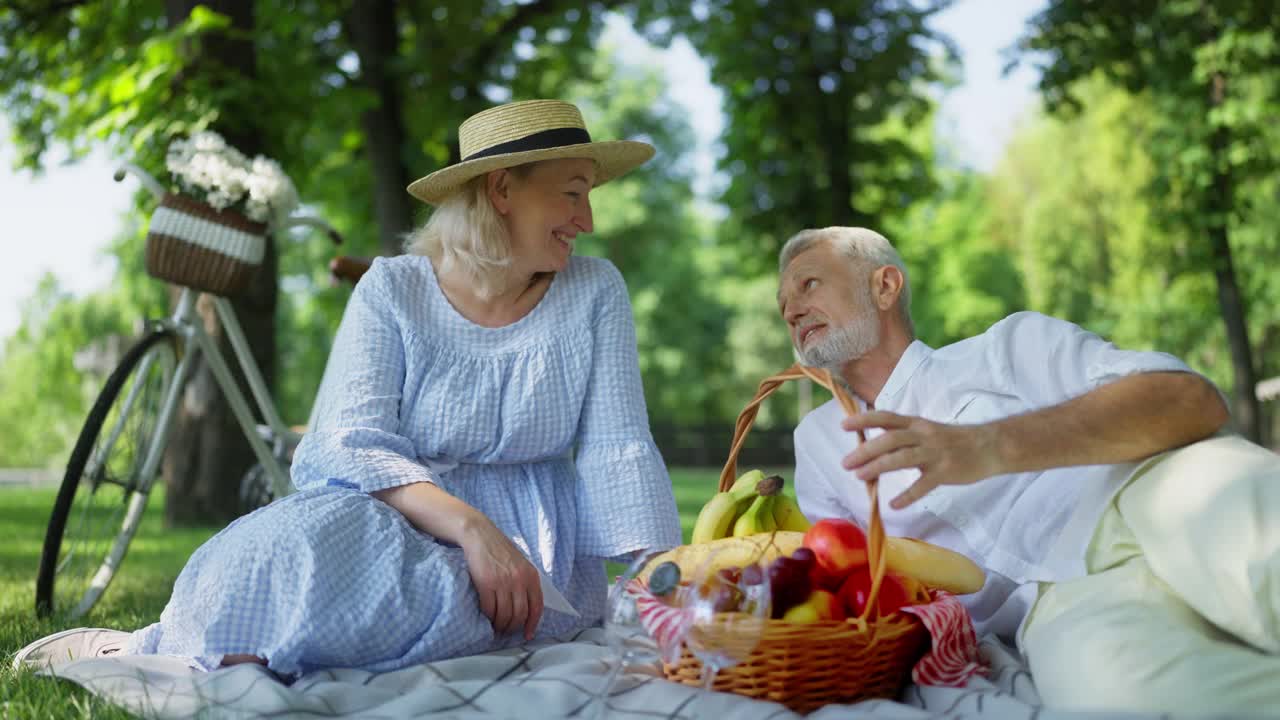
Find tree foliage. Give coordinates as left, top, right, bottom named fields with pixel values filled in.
left=986, top=77, right=1279, bottom=442
left=6, top=0, right=1274, bottom=489
left=0, top=3, right=746, bottom=474
left=1015, top=0, right=1280, bottom=439
left=627, top=0, right=956, bottom=275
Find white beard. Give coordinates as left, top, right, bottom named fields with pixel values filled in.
left=797, top=291, right=881, bottom=369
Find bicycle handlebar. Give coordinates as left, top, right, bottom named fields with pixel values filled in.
left=114, top=162, right=345, bottom=246
left=277, top=216, right=344, bottom=245
left=114, top=162, right=166, bottom=202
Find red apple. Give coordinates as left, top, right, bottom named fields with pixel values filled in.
left=838, top=568, right=911, bottom=619
left=803, top=519, right=869, bottom=578
left=808, top=562, right=846, bottom=593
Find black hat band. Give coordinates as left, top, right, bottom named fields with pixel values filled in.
left=462, top=127, right=593, bottom=163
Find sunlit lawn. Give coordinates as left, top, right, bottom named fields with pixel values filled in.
left=0, top=466, right=790, bottom=717
left=0, top=484, right=219, bottom=719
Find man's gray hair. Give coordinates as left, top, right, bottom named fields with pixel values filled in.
left=778, top=226, right=914, bottom=336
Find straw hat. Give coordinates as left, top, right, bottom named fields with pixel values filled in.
left=406, top=99, right=655, bottom=205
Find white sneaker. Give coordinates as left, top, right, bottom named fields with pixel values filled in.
left=11, top=628, right=131, bottom=670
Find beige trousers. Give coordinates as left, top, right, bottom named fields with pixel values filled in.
left=1022, top=434, right=1280, bottom=716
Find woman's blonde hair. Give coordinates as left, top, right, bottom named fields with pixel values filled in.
left=403, top=163, right=537, bottom=299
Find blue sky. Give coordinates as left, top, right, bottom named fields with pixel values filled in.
left=0, top=0, right=1045, bottom=342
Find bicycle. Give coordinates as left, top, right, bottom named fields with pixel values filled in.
left=35, top=162, right=369, bottom=620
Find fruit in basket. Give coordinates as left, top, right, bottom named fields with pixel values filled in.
left=791, top=545, right=837, bottom=592
left=838, top=567, right=912, bottom=618
left=766, top=555, right=813, bottom=618
left=790, top=546, right=816, bottom=567
left=803, top=519, right=869, bottom=578
left=883, top=537, right=985, bottom=595
left=771, top=493, right=812, bottom=532
left=638, top=532, right=806, bottom=585
left=731, top=494, right=778, bottom=537
left=781, top=589, right=845, bottom=624
left=690, top=470, right=775, bottom=544
left=716, top=566, right=742, bottom=584
left=693, top=575, right=746, bottom=613
left=737, top=562, right=770, bottom=616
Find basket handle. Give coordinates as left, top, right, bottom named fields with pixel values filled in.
left=718, top=363, right=892, bottom=624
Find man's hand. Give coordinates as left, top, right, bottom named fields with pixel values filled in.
left=839, top=373, right=1229, bottom=510
left=841, top=411, right=1002, bottom=509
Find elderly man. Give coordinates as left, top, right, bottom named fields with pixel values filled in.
left=777, top=226, right=1280, bottom=714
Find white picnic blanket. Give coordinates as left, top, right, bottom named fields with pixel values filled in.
left=42, top=629, right=1155, bottom=719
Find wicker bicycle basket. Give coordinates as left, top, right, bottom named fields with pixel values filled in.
left=659, top=363, right=931, bottom=714
left=144, top=193, right=268, bottom=297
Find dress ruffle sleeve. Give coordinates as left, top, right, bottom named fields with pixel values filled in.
left=573, top=265, right=682, bottom=560
left=291, top=259, right=438, bottom=494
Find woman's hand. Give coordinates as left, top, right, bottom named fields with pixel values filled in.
left=459, top=517, right=544, bottom=642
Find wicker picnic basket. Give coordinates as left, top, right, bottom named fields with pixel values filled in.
left=659, top=363, right=931, bottom=714
left=145, top=192, right=268, bottom=297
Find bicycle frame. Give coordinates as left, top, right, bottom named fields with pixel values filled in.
left=146, top=289, right=295, bottom=497
left=102, top=162, right=339, bottom=505
left=49, top=162, right=342, bottom=617
left=72, top=288, right=296, bottom=612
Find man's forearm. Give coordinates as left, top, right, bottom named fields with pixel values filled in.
left=990, top=371, right=1229, bottom=475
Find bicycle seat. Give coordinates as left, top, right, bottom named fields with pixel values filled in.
left=329, top=255, right=373, bottom=286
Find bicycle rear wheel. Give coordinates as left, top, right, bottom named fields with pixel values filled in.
left=36, top=328, right=178, bottom=618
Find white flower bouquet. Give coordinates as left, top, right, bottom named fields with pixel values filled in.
left=164, top=130, right=299, bottom=225
left=144, top=130, right=298, bottom=295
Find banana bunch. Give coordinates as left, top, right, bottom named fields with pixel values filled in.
left=690, top=470, right=813, bottom=545
left=638, top=531, right=807, bottom=584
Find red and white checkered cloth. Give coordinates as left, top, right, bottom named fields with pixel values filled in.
left=629, top=580, right=695, bottom=664
left=631, top=581, right=987, bottom=687
left=902, top=590, right=988, bottom=686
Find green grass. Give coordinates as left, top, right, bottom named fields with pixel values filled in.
left=0, top=485, right=220, bottom=719
left=0, top=466, right=789, bottom=717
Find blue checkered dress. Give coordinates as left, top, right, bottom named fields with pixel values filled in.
left=126, top=255, right=683, bottom=676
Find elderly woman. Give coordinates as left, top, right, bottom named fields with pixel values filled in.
left=16, top=99, right=682, bottom=676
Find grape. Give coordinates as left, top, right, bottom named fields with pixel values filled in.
left=710, top=584, right=745, bottom=613
left=741, top=563, right=764, bottom=586
left=648, top=561, right=681, bottom=597
left=716, top=566, right=742, bottom=585
left=767, top=557, right=811, bottom=618
left=791, top=547, right=816, bottom=567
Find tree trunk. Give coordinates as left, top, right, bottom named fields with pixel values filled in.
left=822, top=19, right=864, bottom=228
left=163, top=0, right=277, bottom=526
left=345, top=0, right=415, bottom=256
left=1206, top=71, right=1261, bottom=442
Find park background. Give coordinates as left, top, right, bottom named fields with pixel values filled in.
left=1, top=2, right=1278, bottom=714
left=2, top=2, right=1278, bottom=535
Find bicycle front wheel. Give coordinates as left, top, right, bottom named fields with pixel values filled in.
left=36, top=328, right=179, bottom=618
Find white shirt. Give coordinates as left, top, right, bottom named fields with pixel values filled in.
left=793, top=311, right=1197, bottom=642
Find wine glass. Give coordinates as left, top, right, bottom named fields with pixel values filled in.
left=683, top=549, right=772, bottom=693
left=592, top=550, right=666, bottom=719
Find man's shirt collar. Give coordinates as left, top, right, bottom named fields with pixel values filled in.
left=873, top=339, right=932, bottom=408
